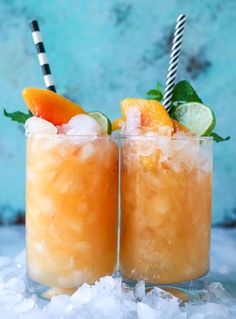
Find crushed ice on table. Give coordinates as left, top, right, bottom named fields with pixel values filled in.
left=134, top=280, right=145, bottom=301
left=0, top=251, right=235, bottom=319
left=60, top=114, right=101, bottom=136
left=25, top=117, right=58, bottom=135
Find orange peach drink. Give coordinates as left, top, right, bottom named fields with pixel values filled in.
left=117, top=99, right=212, bottom=285
left=24, top=89, right=118, bottom=288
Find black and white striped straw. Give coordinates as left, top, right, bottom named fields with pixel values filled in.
left=163, top=14, right=187, bottom=111
left=29, top=20, right=56, bottom=92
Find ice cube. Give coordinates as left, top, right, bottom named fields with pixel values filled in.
left=135, top=139, right=156, bottom=156
left=14, top=298, right=35, bottom=313
left=134, top=280, right=145, bottom=301
left=19, top=308, right=46, bottom=319
left=5, top=277, right=25, bottom=294
left=122, top=299, right=137, bottom=313
left=71, top=283, right=92, bottom=306
left=155, top=135, right=171, bottom=153
left=46, top=295, right=71, bottom=315
left=79, top=142, right=95, bottom=161
left=146, top=286, right=176, bottom=301
left=61, top=114, right=101, bottom=136
left=137, top=302, right=156, bottom=319
left=25, top=117, right=58, bottom=135
left=122, top=107, right=141, bottom=135
left=144, top=287, right=181, bottom=318
left=0, top=292, right=23, bottom=311
left=170, top=134, right=200, bottom=171
left=95, top=276, right=123, bottom=296
left=93, top=296, right=121, bottom=317
left=188, top=302, right=229, bottom=319
left=206, top=282, right=233, bottom=303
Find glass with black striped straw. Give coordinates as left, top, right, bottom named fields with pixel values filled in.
left=162, top=14, right=186, bottom=111
left=29, top=20, right=56, bottom=92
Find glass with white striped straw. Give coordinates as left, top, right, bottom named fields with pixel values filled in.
left=119, top=14, right=213, bottom=300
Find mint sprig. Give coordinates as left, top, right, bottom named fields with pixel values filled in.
left=4, top=109, right=32, bottom=124
left=147, top=83, right=163, bottom=102
left=146, top=80, right=230, bottom=142
left=171, top=80, right=202, bottom=106
left=210, top=132, right=230, bottom=143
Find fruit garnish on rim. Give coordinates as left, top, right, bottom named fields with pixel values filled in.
left=22, top=88, right=86, bottom=125
left=3, top=88, right=112, bottom=135
left=173, top=102, right=215, bottom=137
left=88, top=111, right=112, bottom=135
left=112, top=98, right=174, bottom=136
left=112, top=80, right=230, bottom=142
left=112, top=117, right=124, bottom=132
left=149, top=80, right=230, bottom=141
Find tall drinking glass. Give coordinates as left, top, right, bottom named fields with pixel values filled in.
left=26, top=134, right=118, bottom=296
left=120, top=135, right=212, bottom=293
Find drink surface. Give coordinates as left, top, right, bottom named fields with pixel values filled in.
left=26, top=135, right=118, bottom=288
left=120, top=136, right=212, bottom=284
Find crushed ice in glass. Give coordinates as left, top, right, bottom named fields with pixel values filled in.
left=0, top=251, right=235, bottom=319
left=60, top=114, right=101, bottom=136
left=122, top=106, right=141, bottom=135
left=25, top=117, right=58, bottom=135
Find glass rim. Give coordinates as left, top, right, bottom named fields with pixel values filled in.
left=119, top=135, right=213, bottom=141
left=26, top=133, right=119, bottom=140
left=26, top=133, right=213, bottom=142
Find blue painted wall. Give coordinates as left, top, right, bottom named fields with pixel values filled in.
left=0, top=0, right=235, bottom=225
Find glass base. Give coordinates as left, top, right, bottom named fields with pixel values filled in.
left=27, top=271, right=120, bottom=300
left=26, top=276, right=76, bottom=300
left=121, top=272, right=209, bottom=303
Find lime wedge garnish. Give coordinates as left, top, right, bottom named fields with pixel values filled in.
left=173, top=102, right=216, bottom=136
left=88, top=111, right=112, bottom=135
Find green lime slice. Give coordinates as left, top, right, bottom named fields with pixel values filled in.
left=88, top=111, right=112, bottom=135
left=173, top=102, right=216, bottom=136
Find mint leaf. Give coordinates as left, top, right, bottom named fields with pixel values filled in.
left=172, top=80, right=202, bottom=104
left=4, top=109, right=32, bottom=124
left=147, top=91, right=163, bottom=102
left=146, top=83, right=163, bottom=102
left=155, top=83, right=162, bottom=92
left=147, top=89, right=159, bottom=96
left=210, top=132, right=230, bottom=143
left=147, top=81, right=201, bottom=105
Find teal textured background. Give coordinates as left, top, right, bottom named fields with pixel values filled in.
left=0, top=0, right=235, bottom=225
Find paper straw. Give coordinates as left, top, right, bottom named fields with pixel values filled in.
left=29, top=20, right=56, bottom=92
left=163, top=14, right=187, bottom=111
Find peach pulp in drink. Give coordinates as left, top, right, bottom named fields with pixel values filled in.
left=120, top=135, right=212, bottom=286
left=26, top=134, right=118, bottom=290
